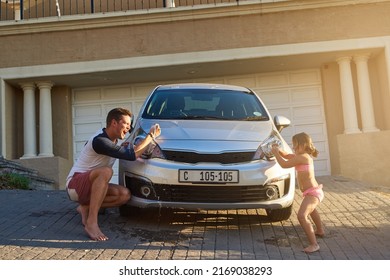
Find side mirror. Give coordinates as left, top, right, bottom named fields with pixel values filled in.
left=274, top=115, right=291, bottom=132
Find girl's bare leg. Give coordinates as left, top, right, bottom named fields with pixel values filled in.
left=298, top=196, right=320, bottom=253
left=310, top=208, right=324, bottom=237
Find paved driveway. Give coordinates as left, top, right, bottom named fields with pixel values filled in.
left=0, top=176, right=389, bottom=260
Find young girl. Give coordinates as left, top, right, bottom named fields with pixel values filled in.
left=271, top=132, right=325, bottom=253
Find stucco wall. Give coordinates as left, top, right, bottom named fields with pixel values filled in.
left=51, top=86, right=73, bottom=160
left=320, top=63, right=344, bottom=175
left=15, top=156, right=72, bottom=190
left=1, top=2, right=390, bottom=68
left=375, top=51, right=390, bottom=129
left=15, top=86, right=73, bottom=189
left=337, top=130, right=390, bottom=186
left=4, top=84, right=23, bottom=159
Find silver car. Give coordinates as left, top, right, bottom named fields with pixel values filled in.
left=119, top=83, right=295, bottom=221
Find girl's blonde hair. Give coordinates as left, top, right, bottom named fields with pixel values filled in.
left=292, top=132, right=319, bottom=158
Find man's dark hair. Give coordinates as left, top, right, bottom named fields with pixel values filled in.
left=106, top=108, right=132, bottom=127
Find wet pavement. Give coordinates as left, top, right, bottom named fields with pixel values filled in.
left=0, top=176, right=389, bottom=260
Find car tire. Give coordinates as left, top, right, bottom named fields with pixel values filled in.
left=266, top=204, right=293, bottom=222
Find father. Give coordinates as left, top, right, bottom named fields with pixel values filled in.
left=66, top=107, right=161, bottom=241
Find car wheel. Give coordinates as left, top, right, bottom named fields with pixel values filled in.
left=266, top=204, right=293, bottom=222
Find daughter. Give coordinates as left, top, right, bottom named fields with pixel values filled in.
left=271, top=132, right=325, bottom=253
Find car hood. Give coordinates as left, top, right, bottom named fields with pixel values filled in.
left=139, top=119, right=275, bottom=152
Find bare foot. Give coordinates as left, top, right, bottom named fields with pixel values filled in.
left=303, top=244, right=320, bottom=253
left=77, top=205, right=89, bottom=226
left=315, top=231, right=325, bottom=238
left=84, top=223, right=108, bottom=241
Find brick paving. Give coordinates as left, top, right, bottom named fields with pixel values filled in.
left=0, top=176, right=389, bottom=260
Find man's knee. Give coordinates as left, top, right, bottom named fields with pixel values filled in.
left=121, top=187, right=131, bottom=203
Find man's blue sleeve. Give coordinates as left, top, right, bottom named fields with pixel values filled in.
left=92, top=136, right=136, bottom=161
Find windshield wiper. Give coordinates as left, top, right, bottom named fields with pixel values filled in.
left=243, top=116, right=269, bottom=121
left=179, top=115, right=224, bottom=120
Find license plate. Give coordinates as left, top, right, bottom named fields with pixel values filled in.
left=179, top=169, right=239, bottom=183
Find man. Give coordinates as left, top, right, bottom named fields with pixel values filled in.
left=66, top=107, right=161, bottom=241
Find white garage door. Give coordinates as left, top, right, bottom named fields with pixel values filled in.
left=73, top=69, right=330, bottom=184
left=222, top=69, right=330, bottom=176
left=72, top=85, right=155, bottom=183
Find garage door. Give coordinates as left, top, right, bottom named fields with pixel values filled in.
left=73, top=69, right=330, bottom=184
left=72, top=85, right=155, bottom=183
left=223, top=69, right=330, bottom=176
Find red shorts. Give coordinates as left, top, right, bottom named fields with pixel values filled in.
left=66, top=171, right=92, bottom=205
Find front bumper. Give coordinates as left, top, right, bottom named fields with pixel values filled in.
left=119, top=158, right=295, bottom=210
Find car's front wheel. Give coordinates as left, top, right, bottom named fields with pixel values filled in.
left=265, top=204, right=293, bottom=222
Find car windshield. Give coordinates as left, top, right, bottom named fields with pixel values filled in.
left=142, top=88, right=270, bottom=121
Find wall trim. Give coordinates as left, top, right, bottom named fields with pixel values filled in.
left=1, top=36, right=389, bottom=81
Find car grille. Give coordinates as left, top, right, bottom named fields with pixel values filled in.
left=153, top=184, right=279, bottom=203
left=162, top=150, right=255, bottom=164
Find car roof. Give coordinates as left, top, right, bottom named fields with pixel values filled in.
left=155, top=83, right=251, bottom=92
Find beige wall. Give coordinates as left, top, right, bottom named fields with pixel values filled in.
left=337, top=131, right=390, bottom=186
left=1, top=2, right=390, bottom=68
left=375, top=51, right=390, bottom=129
left=5, top=85, right=73, bottom=189
left=319, top=52, right=390, bottom=186
left=320, top=63, right=344, bottom=175
left=4, top=84, right=23, bottom=159
left=15, top=156, right=72, bottom=190
left=51, top=86, right=73, bottom=160
left=6, top=85, right=73, bottom=160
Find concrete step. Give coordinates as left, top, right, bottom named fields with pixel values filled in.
left=0, top=156, right=55, bottom=190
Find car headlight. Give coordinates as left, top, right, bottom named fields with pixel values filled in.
left=253, top=131, right=282, bottom=160
left=150, top=143, right=165, bottom=159
left=133, top=135, right=165, bottom=159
